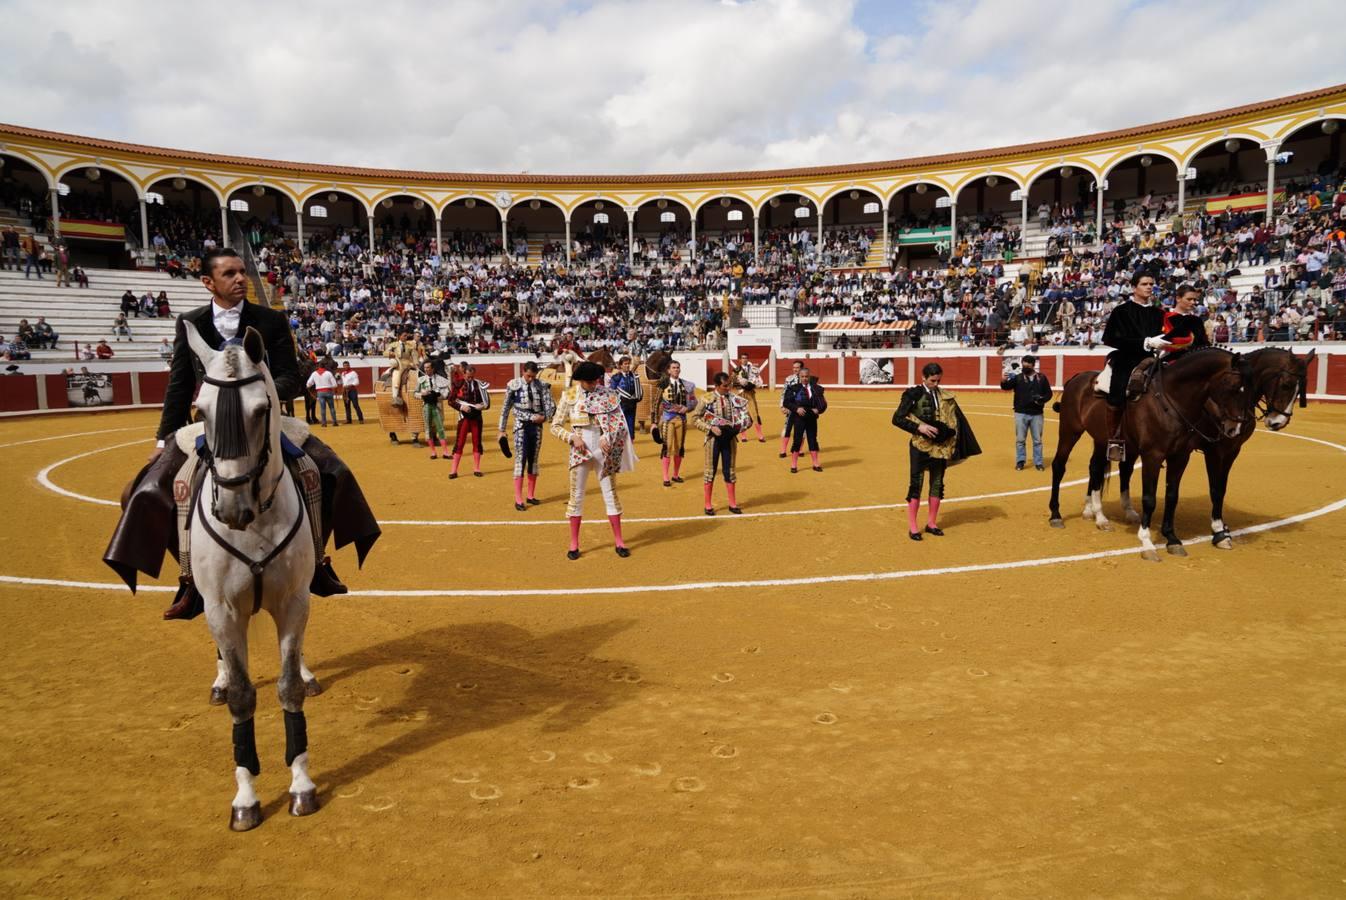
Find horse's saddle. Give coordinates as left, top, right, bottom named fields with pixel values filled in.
left=1126, top=357, right=1159, bottom=402
left=173, top=417, right=323, bottom=582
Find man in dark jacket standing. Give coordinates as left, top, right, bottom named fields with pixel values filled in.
left=1000, top=354, right=1053, bottom=470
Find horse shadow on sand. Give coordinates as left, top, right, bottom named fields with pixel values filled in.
left=265, top=618, right=641, bottom=812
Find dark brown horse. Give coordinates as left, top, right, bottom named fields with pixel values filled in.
left=1048, top=347, right=1251, bottom=560
left=1115, top=347, right=1316, bottom=549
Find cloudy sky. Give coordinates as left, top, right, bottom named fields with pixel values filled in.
left=1, top=0, right=1339, bottom=175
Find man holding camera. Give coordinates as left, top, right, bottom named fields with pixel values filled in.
left=1000, top=355, right=1053, bottom=471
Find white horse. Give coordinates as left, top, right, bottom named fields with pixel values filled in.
left=184, top=322, right=319, bottom=831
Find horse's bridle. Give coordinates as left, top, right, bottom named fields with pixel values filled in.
left=1249, top=368, right=1306, bottom=422
left=1152, top=360, right=1249, bottom=444
left=200, top=372, right=281, bottom=516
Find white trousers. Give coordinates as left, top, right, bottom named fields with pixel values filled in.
left=567, top=426, right=621, bottom=517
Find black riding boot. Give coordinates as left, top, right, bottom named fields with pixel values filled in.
left=1105, top=403, right=1126, bottom=462
left=310, top=556, right=348, bottom=596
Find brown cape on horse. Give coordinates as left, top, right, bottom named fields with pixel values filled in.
left=1048, top=347, right=1251, bottom=560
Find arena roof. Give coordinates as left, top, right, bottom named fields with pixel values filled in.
left=3, top=83, right=1345, bottom=187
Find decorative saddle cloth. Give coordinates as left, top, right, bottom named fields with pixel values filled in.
left=172, top=417, right=324, bottom=580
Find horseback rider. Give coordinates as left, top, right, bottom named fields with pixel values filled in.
left=103, top=248, right=380, bottom=619
left=1157, top=284, right=1210, bottom=358
left=1097, top=270, right=1170, bottom=461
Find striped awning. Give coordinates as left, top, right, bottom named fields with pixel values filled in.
left=809, top=319, right=916, bottom=333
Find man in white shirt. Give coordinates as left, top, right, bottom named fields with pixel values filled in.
left=339, top=361, right=364, bottom=424
left=306, top=360, right=340, bottom=427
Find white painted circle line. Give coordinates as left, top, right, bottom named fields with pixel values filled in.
left=0, top=425, right=146, bottom=451
left=3, top=430, right=1343, bottom=599
left=36, top=439, right=145, bottom=507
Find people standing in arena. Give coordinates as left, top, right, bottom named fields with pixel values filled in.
left=651, top=359, right=696, bottom=487
left=416, top=360, right=451, bottom=458
left=694, top=372, right=752, bottom=515
left=892, top=362, right=980, bottom=541
left=608, top=355, right=642, bottom=437
left=783, top=365, right=826, bottom=473
left=778, top=360, right=803, bottom=458
left=999, top=354, right=1053, bottom=471
left=306, top=357, right=340, bottom=427
left=340, top=360, right=364, bottom=424
left=499, top=360, right=556, bottom=511
left=729, top=350, right=766, bottom=443
left=551, top=360, right=635, bottom=559
left=448, top=363, right=490, bottom=478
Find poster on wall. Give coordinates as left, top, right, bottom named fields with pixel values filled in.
left=66, top=371, right=114, bottom=407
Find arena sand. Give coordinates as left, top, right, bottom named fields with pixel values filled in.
left=1, top=394, right=1344, bottom=898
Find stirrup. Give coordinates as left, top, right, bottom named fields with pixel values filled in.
left=1105, top=440, right=1126, bottom=462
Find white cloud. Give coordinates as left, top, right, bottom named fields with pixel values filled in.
left=0, top=0, right=1339, bottom=174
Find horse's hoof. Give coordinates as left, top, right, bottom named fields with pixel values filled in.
left=209, top=686, right=228, bottom=706
left=1166, top=543, right=1187, bottom=557
left=289, top=789, right=320, bottom=817
left=230, top=802, right=262, bottom=832
left=1140, top=549, right=1161, bottom=562
left=1049, top=518, right=1065, bottom=529
left=1124, top=510, right=1141, bottom=524
left=1214, top=537, right=1233, bottom=550
left=1096, top=521, right=1114, bottom=532
left=304, top=679, right=324, bottom=697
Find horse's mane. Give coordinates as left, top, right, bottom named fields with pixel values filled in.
left=1164, top=345, right=1235, bottom=372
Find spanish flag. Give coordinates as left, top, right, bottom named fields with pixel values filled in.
left=59, top=219, right=125, bottom=241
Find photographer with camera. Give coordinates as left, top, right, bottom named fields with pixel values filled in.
left=416, top=360, right=451, bottom=459
left=999, top=355, right=1053, bottom=471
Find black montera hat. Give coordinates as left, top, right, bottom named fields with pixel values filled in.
left=572, top=361, right=605, bottom=382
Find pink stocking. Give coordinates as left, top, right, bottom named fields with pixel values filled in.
left=513, top=477, right=524, bottom=505
left=472, top=451, right=482, bottom=473
left=779, top=435, right=789, bottom=454
left=607, top=514, right=625, bottom=548
left=526, top=474, right=537, bottom=500
left=703, top=482, right=714, bottom=510
left=672, top=456, right=683, bottom=478
left=907, top=499, right=920, bottom=534
left=790, top=452, right=800, bottom=468
left=725, top=482, right=739, bottom=507
left=809, top=451, right=819, bottom=467
left=754, top=422, right=764, bottom=440
left=928, top=497, right=941, bottom=529
left=661, top=457, right=671, bottom=481
left=568, top=516, right=582, bottom=551
left=450, top=453, right=461, bottom=475
left=427, top=438, right=438, bottom=458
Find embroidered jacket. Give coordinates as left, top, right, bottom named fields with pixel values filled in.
left=651, top=376, right=696, bottom=423
left=693, top=391, right=753, bottom=436
left=498, top=376, right=556, bottom=434
left=550, top=384, right=629, bottom=476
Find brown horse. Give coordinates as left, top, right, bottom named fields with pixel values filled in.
left=1115, top=347, right=1316, bottom=549
left=643, top=349, right=673, bottom=381
left=1048, top=347, right=1251, bottom=560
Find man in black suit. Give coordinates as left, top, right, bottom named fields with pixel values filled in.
left=104, top=249, right=379, bottom=619
left=783, top=366, right=827, bottom=473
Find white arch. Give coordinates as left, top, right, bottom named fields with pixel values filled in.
left=951, top=171, right=1027, bottom=197
left=632, top=195, right=693, bottom=217
left=0, top=148, right=55, bottom=189
left=224, top=182, right=301, bottom=210
left=438, top=194, right=502, bottom=218
left=53, top=160, right=143, bottom=194
left=693, top=192, right=755, bottom=215
left=1022, top=162, right=1104, bottom=192
left=296, top=187, right=373, bottom=214
left=818, top=184, right=883, bottom=209
left=1099, top=149, right=1182, bottom=180
left=565, top=195, right=627, bottom=219
left=755, top=190, right=813, bottom=215
left=144, top=173, right=227, bottom=207
left=1179, top=133, right=1274, bottom=168
left=885, top=179, right=952, bottom=206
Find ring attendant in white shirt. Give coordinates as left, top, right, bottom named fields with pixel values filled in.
left=339, top=362, right=364, bottom=424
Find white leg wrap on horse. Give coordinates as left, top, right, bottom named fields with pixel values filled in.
left=232, top=766, right=259, bottom=809
left=289, top=751, right=316, bottom=794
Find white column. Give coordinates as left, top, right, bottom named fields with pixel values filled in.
left=1264, top=155, right=1276, bottom=221
left=501, top=215, right=509, bottom=259
left=1020, top=193, right=1028, bottom=234
left=626, top=212, right=634, bottom=269
left=296, top=213, right=305, bottom=253
left=1095, top=180, right=1104, bottom=237
left=50, top=188, right=61, bottom=236
left=434, top=216, right=442, bottom=256
left=690, top=218, right=697, bottom=263
left=139, top=197, right=149, bottom=249
left=949, top=200, right=957, bottom=248
left=564, top=216, right=571, bottom=263
left=220, top=206, right=229, bottom=248
left=1177, top=176, right=1186, bottom=221
left=816, top=214, right=823, bottom=257
left=367, top=215, right=375, bottom=252
left=881, top=209, right=888, bottom=263
left=753, top=212, right=760, bottom=264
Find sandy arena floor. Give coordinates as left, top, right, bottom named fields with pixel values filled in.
left=1, top=393, right=1344, bottom=898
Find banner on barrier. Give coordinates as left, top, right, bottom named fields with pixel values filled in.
left=66, top=372, right=114, bottom=407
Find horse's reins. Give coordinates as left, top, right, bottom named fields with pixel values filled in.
left=194, top=370, right=305, bottom=614
left=1151, top=357, right=1247, bottom=445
